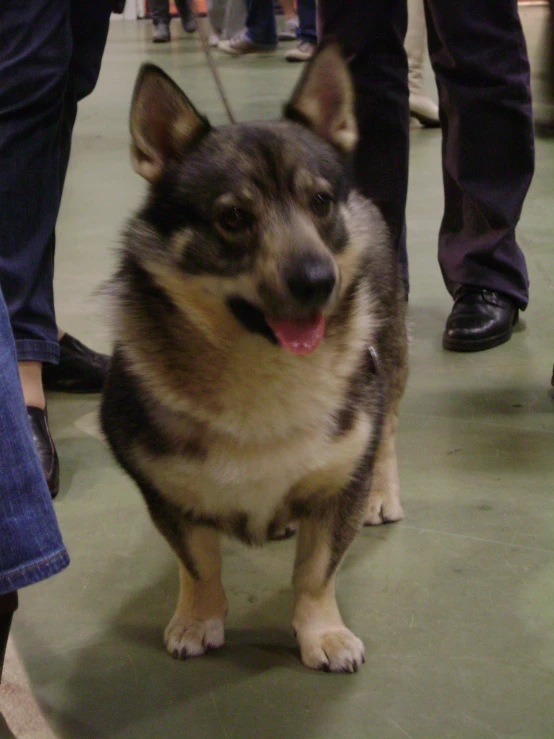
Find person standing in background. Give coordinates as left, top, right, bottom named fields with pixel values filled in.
left=318, top=0, right=534, bottom=353
left=150, top=0, right=197, bottom=43
left=0, top=0, right=122, bottom=497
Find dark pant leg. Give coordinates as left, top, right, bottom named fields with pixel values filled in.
left=425, top=0, right=534, bottom=308
left=318, top=0, right=410, bottom=291
left=0, top=0, right=72, bottom=364
left=149, top=0, right=170, bottom=25
left=245, top=0, right=278, bottom=46
left=547, top=0, right=554, bottom=103
left=297, top=0, right=316, bottom=45
left=58, top=0, right=113, bottom=196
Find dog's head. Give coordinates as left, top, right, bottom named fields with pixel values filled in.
left=128, top=43, right=360, bottom=355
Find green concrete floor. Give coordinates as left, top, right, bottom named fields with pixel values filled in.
left=10, top=10, right=554, bottom=739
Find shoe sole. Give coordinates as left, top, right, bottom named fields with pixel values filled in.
left=442, top=329, right=513, bottom=353
left=442, top=314, right=518, bottom=353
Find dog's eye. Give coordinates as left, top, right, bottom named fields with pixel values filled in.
left=310, top=192, right=333, bottom=217
left=218, top=207, right=252, bottom=233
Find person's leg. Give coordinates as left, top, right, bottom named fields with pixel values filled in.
left=219, top=0, right=278, bottom=54
left=425, top=0, right=534, bottom=350
left=150, top=0, right=171, bottom=41
left=0, top=287, right=69, bottom=598
left=174, top=0, right=196, bottom=33
left=536, top=0, right=554, bottom=133
left=296, top=0, right=316, bottom=44
left=149, top=0, right=170, bottom=26
left=405, top=0, right=439, bottom=126
left=318, top=0, right=410, bottom=291
left=244, top=0, right=277, bottom=45
left=284, top=0, right=316, bottom=61
left=279, top=0, right=299, bottom=41
left=40, top=0, right=112, bottom=398
left=0, top=284, right=69, bottom=678
left=0, top=0, right=71, bottom=375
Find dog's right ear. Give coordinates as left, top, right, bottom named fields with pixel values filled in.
left=130, top=64, right=211, bottom=183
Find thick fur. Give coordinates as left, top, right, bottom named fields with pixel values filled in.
left=101, top=45, right=408, bottom=672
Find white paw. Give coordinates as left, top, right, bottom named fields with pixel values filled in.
left=365, top=491, right=404, bottom=525
left=164, top=614, right=225, bottom=659
left=297, top=627, right=365, bottom=673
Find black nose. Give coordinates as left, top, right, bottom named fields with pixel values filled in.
left=285, top=257, right=336, bottom=307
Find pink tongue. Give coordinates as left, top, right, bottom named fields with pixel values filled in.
left=265, top=313, right=326, bottom=355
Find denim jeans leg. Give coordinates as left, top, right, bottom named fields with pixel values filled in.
left=0, top=287, right=69, bottom=596
left=244, top=0, right=278, bottom=46
left=0, top=0, right=73, bottom=366
left=297, top=0, right=317, bottom=45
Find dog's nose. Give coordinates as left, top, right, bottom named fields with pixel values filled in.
left=285, top=258, right=336, bottom=307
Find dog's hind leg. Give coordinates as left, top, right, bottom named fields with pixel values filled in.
left=292, top=511, right=365, bottom=673
left=364, top=412, right=404, bottom=525
left=144, top=489, right=227, bottom=658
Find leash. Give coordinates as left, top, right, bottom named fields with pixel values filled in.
left=192, top=1, right=237, bottom=124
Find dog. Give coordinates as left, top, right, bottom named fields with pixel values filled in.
left=100, top=42, right=408, bottom=673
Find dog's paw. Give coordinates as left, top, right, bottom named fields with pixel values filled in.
left=164, top=615, right=225, bottom=659
left=364, top=491, right=404, bottom=526
left=297, top=627, right=365, bottom=673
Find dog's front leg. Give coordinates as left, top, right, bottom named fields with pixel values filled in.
left=292, top=513, right=365, bottom=673
left=163, top=525, right=227, bottom=660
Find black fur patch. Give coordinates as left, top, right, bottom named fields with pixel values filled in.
left=226, top=297, right=278, bottom=344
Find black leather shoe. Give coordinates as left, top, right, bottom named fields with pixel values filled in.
left=443, top=288, right=519, bottom=352
left=27, top=406, right=59, bottom=499
left=42, top=333, right=110, bottom=393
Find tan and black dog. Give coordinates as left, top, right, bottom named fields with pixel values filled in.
left=101, top=43, right=408, bottom=673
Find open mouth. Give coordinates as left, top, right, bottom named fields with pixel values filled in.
left=226, top=298, right=326, bottom=355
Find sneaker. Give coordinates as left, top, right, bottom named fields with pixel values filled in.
left=218, top=31, right=277, bottom=55
left=279, top=16, right=298, bottom=41
left=284, top=41, right=316, bottom=62
left=181, top=14, right=197, bottom=34
left=208, top=32, right=220, bottom=47
left=152, top=21, right=170, bottom=43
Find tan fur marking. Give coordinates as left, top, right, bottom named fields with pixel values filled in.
left=292, top=520, right=365, bottom=672
left=164, top=527, right=227, bottom=658
left=365, top=413, right=404, bottom=525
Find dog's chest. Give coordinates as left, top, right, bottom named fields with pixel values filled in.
left=135, top=405, right=371, bottom=543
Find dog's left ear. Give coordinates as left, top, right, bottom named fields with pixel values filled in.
left=130, top=64, right=211, bottom=182
left=284, top=41, right=357, bottom=154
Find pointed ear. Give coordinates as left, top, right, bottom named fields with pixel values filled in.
left=129, top=64, right=211, bottom=182
left=284, top=41, right=357, bottom=154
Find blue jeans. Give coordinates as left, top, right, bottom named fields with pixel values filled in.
left=244, top=0, right=277, bottom=46
left=0, top=287, right=69, bottom=596
left=0, top=0, right=112, bottom=366
left=297, top=0, right=316, bottom=45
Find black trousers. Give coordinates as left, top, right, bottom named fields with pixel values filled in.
left=318, top=0, right=535, bottom=308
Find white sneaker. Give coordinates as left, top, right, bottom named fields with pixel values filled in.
left=152, top=21, right=170, bottom=43
left=279, top=16, right=298, bottom=41
left=219, top=31, right=277, bottom=55
left=284, top=41, right=316, bottom=63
